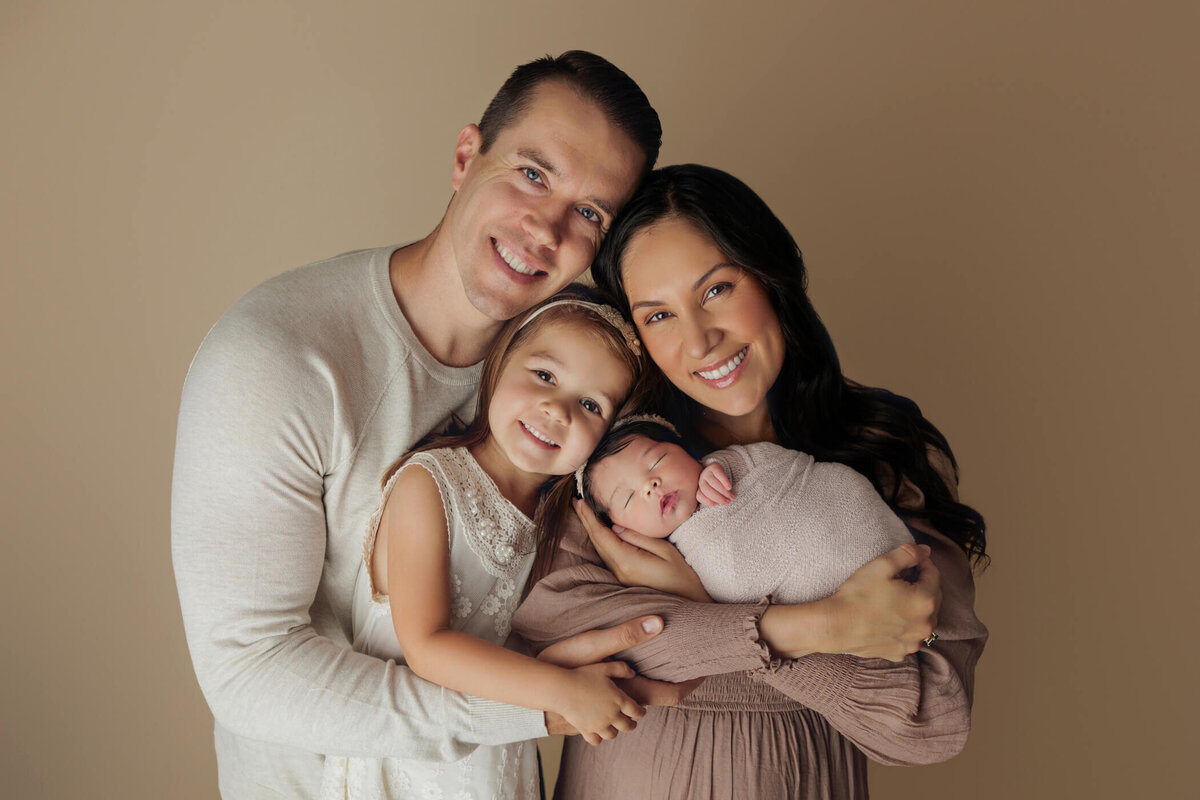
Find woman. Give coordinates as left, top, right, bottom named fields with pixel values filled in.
left=512, top=164, right=988, bottom=799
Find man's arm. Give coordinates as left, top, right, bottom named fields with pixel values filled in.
left=171, top=307, right=543, bottom=762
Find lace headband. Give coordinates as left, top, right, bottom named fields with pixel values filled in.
left=518, top=298, right=641, bottom=358
left=573, top=413, right=679, bottom=498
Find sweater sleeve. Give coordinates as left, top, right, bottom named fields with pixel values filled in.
left=171, top=306, right=545, bottom=763
left=512, top=514, right=774, bottom=682
left=512, top=447, right=986, bottom=767
left=750, top=451, right=987, bottom=766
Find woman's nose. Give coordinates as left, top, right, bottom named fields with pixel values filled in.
left=681, top=314, right=717, bottom=359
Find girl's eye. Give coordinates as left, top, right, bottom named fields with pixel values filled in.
left=533, top=369, right=555, bottom=384
left=580, top=398, right=602, bottom=415
left=522, top=167, right=544, bottom=184
left=704, top=282, right=733, bottom=301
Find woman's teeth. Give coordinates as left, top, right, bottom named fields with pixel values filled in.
left=521, top=421, right=558, bottom=446
left=494, top=241, right=539, bottom=275
left=697, top=348, right=747, bottom=380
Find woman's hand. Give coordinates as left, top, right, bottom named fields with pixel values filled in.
left=760, top=543, right=942, bottom=662
left=575, top=499, right=711, bottom=603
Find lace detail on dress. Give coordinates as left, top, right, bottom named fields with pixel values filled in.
left=407, top=448, right=537, bottom=580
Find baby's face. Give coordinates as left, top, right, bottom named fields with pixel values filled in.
left=589, top=435, right=702, bottom=539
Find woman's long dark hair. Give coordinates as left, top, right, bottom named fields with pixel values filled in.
left=592, top=164, right=988, bottom=568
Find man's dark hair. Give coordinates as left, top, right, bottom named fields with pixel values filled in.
left=478, top=50, right=661, bottom=173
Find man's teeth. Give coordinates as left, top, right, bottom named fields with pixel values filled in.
left=494, top=241, right=539, bottom=275
left=697, top=348, right=747, bottom=380
left=522, top=422, right=558, bottom=446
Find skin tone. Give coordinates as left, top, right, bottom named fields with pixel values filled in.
left=622, top=217, right=786, bottom=447
left=471, top=319, right=635, bottom=516
left=376, top=317, right=645, bottom=744
left=576, top=218, right=942, bottom=662
left=370, top=78, right=684, bottom=732
left=389, top=80, right=646, bottom=367
left=589, top=436, right=733, bottom=540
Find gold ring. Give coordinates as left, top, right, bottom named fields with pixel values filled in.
left=922, top=633, right=939, bottom=647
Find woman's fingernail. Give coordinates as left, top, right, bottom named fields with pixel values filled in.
left=642, top=617, right=662, bottom=634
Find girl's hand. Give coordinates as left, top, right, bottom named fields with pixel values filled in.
left=575, top=500, right=711, bottom=603
left=762, top=543, right=942, bottom=662
left=554, top=661, right=645, bottom=745
left=696, top=462, right=734, bottom=506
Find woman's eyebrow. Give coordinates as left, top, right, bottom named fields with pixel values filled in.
left=692, top=263, right=737, bottom=290
left=629, top=263, right=738, bottom=311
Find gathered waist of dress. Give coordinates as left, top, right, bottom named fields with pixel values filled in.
left=674, top=671, right=807, bottom=713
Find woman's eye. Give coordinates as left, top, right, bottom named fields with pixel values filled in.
left=581, top=398, right=602, bottom=415
left=644, top=310, right=671, bottom=325
left=704, top=282, right=732, bottom=301
left=522, top=167, right=544, bottom=184
left=533, top=369, right=555, bottom=384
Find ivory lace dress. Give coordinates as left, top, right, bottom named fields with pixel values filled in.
left=321, top=448, right=541, bottom=800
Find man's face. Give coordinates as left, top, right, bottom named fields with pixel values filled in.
left=446, top=81, right=646, bottom=322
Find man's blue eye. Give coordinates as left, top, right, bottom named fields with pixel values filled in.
left=522, top=167, right=543, bottom=183
left=578, top=207, right=600, bottom=223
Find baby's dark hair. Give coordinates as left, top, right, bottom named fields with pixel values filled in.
left=578, top=419, right=693, bottom=526
left=532, top=417, right=693, bottom=582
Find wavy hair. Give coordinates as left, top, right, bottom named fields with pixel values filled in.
left=592, top=164, right=988, bottom=568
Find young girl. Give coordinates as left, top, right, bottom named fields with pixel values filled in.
left=573, top=415, right=917, bottom=608
left=320, top=287, right=644, bottom=800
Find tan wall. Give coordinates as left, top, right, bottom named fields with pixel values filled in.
left=3, top=1, right=1196, bottom=797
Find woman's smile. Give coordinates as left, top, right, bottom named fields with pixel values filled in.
left=621, top=218, right=785, bottom=430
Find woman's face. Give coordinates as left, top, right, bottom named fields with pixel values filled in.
left=621, top=218, right=785, bottom=431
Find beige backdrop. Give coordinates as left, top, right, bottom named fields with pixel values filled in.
left=3, top=1, right=1196, bottom=797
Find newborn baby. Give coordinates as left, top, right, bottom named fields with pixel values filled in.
left=578, top=417, right=913, bottom=604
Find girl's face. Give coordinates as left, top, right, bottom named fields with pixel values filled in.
left=589, top=435, right=702, bottom=539
left=621, top=218, right=785, bottom=437
left=488, top=318, right=634, bottom=480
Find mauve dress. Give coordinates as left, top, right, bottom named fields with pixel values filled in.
left=511, top=460, right=987, bottom=800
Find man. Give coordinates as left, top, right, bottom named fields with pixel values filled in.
left=172, top=51, right=669, bottom=797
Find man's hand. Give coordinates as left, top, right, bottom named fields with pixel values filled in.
left=696, top=462, right=734, bottom=507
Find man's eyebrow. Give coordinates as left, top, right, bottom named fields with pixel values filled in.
left=519, top=148, right=560, bottom=179
left=517, top=148, right=616, bottom=218
left=630, top=263, right=738, bottom=311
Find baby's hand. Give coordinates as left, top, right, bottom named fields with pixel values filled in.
left=696, top=462, right=734, bottom=506
left=555, top=662, right=645, bottom=745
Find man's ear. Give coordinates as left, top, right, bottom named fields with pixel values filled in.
left=451, top=124, right=483, bottom=191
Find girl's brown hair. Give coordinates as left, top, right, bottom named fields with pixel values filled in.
left=381, top=284, right=643, bottom=584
